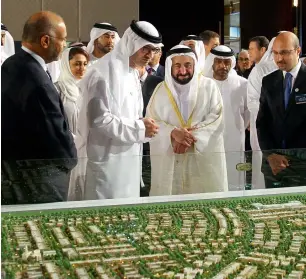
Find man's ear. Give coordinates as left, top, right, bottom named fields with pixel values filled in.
left=40, top=35, right=50, bottom=49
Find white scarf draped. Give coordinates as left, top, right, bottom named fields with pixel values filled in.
left=165, top=45, right=199, bottom=123
left=57, top=48, right=81, bottom=102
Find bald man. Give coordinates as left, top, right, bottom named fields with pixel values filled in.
left=1, top=11, right=77, bottom=205
left=236, top=49, right=253, bottom=79
left=256, top=32, right=306, bottom=188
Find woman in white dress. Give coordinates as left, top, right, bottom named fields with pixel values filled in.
left=55, top=45, right=89, bottom=200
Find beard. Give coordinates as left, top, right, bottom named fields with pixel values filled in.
left=47, top=42, right=61, bottom=63
left=172, top=73, right=193, bottom=85
left=97, top=42, right=114, bottom=54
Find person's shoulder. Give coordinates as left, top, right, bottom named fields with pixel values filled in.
left=2, top=51, right=51, bottom=88
left=199, top=75, right=218, bottom=88
left=262, top=69, right=281, bottom=84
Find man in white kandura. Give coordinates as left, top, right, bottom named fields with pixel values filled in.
left=146, top=45, right=228, bottom=196
left=86, top=22, right=120, bottom=67
left=1, top=23, right=15, bottom=65
left=205, top=45, right=249, bottom=189
left=77, top=20, right=162, bottom=200
left=180, top=35, right=206, bottom=74
left=247, top=36, right=279, bottom=189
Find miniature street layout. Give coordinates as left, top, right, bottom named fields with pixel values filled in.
left=2, top=194, right=306, bottom=279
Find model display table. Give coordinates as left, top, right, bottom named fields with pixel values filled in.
left=2, top=187, right=306, bottom=279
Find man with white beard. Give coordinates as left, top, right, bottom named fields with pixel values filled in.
left=86, top=22, right=120, bottom=66
left=77, top=20, right=162, bottom=200
left=146, top=45, right=228, bottom=196
left=204, top=45, right=249, bottom=189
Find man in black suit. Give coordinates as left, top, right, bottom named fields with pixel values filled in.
left=146, top=47, right=165, bottom=79
left=257, top=32, right=306, bottom=188
left=1, top=11, right=77, bottom=204
left=140, top=74, right=164, bottom=197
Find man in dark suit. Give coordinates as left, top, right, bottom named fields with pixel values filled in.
left=257, top=32, right=306, bottom=188
left=1, top=11, right=77, bottom=204
left=141, top=74, right=164, bottom=197
left=146, top=47, right=165, bottom=78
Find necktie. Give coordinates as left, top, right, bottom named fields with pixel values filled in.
left=46, top=69, right=53, bottom=82
left=284, top=72, right=292, bottom=109
left=147, top=67, right=154, bottom=75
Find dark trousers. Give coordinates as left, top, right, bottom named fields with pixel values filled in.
left=140, top=149, right=151, bottom=197
left=245, top=129, right=252, bottom=185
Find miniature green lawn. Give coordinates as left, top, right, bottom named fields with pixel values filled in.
left=2, top=193, right=306, bottom=279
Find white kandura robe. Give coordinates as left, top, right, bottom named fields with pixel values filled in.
left=88, top=53, right=100, bottom=67
left=83, top=67, right=145, bottom=200
left=146, top=76, right=228, bottom=196
left=247, top=61, right=278, bottom=189
left=214, top=75, right=249, bottom=190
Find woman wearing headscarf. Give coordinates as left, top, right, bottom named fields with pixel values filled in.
left=55, top=45, right=89, bottom=200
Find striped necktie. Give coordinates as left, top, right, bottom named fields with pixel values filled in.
left=284, top=72, right=292, bottom=109
left=46, top=69, right=53, bottom=82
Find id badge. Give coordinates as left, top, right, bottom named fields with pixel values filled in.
left=295, top=93, right=306, bottom=104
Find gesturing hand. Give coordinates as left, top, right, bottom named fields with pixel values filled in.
left=142, top=118, right=159, bottom=138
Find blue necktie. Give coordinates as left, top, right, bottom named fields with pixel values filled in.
left=284, top=72, right=292, bottom=109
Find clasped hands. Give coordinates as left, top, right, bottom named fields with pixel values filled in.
left=171, top=127, right=197, bottom=154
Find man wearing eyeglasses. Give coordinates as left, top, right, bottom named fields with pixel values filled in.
left=1, top=11, right=77, bottom=204
left=236, top=49, right=254, bottom=79
left=257, top=31, right=306, bottom=188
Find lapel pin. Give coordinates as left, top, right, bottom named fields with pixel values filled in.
left=295, top=88, right=299, bottom=92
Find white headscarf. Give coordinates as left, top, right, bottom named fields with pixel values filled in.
left=83, top=20, right=163, bottom=114
left=57, top=47, right=85, bottom=102
left=165, top=45, right=199, bottom=122
left=203, top=45, right=237, bottom=78
left=180, top=35, right=205, bottom=73
left=1, top=23, right=15, bottom=63
left=86, top=22, right=120, bottom=54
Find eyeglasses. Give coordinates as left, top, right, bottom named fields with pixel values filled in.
left=272, top=49, right=297, bottom=57
left=238, top=58, right=250, bottom=62
left=46, top=34, right=67, bottom=43
left=142, top=46, right=161, bottom=54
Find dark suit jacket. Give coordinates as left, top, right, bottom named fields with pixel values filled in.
left=1, top=49, right=77, bottom=204
left=257, top=63, right=306, bottom=150
left=142, top=75, right=163, bottom=153
left=256, top=63, right=306, bottom=187
left=154, top=64, right=165, bottom=79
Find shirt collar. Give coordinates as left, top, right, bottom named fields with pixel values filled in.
left=146, top=63, right=159, bottom=72
left=282, top=60, right=301, bottom=79
left=21, top=46, right=47, bottom=71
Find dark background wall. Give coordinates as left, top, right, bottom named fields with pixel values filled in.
left=139, top=0, right=224, bottom=63
left=240, top=0, right=305, bottom=51
left=140, top=0, right=305, bottom=60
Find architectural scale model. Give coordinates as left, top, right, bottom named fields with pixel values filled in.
left=2, top=193, right=306, bottom=279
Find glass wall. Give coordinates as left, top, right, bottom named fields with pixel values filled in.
left=224, top=0, right=241, bottom=53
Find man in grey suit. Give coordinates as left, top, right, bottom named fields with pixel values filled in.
left=1, top=11, right=77, bottom=204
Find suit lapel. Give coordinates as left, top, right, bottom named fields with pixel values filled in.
left=272, top=70, right=285, bottom=119
left=285, top=63, right=306, bottom=118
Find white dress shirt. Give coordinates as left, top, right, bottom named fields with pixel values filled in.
left=21, top=46, right=47, bottom=72
left=282, top=60, right=301, bottom=90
